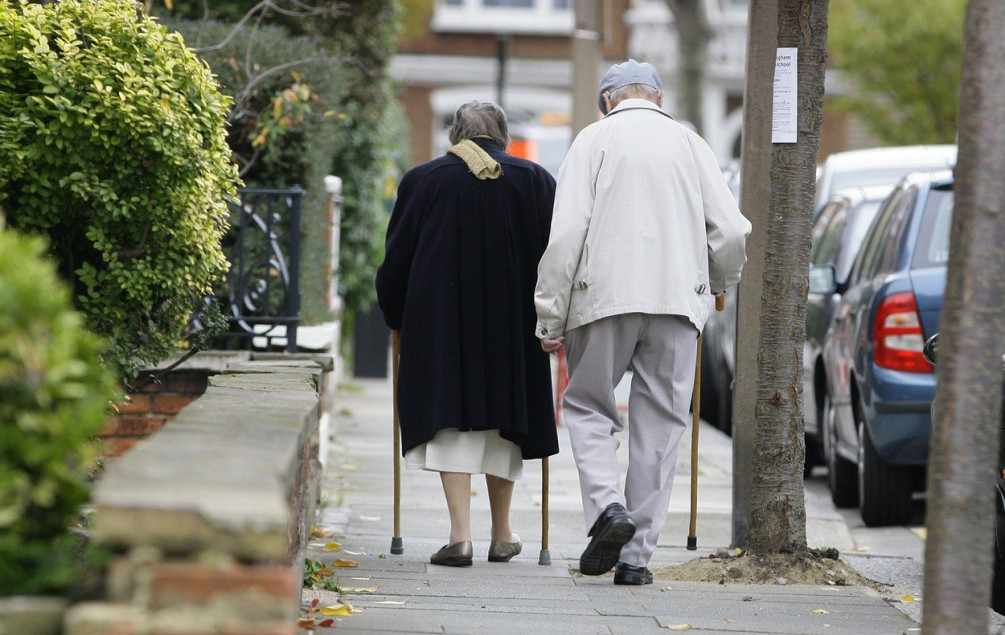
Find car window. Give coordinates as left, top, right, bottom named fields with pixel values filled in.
left=852, top=188, right=907, bottom=284
left=812, top=202, right=848, bottom=266
left=811, top=201, right=842, bottom=262
left=833, top=199, right=882, bottom=284
left=913, top=187, right=954, bottom=268
left=873, top=188, right=917, bottom=276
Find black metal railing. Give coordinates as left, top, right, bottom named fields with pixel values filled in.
left=208, top=186, right=303, bottom=353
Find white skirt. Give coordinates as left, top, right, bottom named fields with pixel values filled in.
left=405, top=428, right=524, bottom=481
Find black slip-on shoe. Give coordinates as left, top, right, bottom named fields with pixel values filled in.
left=579, top=503, right=636, bottom=576
left=430, top=541, right=473, bottom=567
left=613, top=562, right=653, bottom=585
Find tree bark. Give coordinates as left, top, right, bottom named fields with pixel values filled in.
left=922, top=1, right=1005, bottom=632
left=663, top=0, right=710, bottom=134
left=747, top=0, right=827, bottom=555
left=733, top=0, right=776, bottom=550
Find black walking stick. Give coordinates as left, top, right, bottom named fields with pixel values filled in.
left=390, top=330, right=404, bottom=555
left=687, top=294, right=725, bottom=550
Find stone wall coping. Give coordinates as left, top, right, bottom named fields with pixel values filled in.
left=92, top=360, right=322, bottom=561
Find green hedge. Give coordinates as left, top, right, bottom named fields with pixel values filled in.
left=0, top=0, right=238, bottom=376
left=0, top=222, right=119, bottom=596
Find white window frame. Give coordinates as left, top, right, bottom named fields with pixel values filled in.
left=432, top=0, right=573, bottom=35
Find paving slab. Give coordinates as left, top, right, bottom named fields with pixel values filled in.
left=302, top=377, right=920, bottom=635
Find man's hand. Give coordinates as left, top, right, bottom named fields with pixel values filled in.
left=541, top=337, right=565, bottom=354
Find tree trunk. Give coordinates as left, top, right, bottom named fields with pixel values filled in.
left=663, top=0, right=710, bottom=134
left=747, top=0, right=827, bottom=555
left=733, top=0, right=776, bottom=550
left=922, top=1, right=1005, bottom=632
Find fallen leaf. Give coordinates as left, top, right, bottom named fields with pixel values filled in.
left=317, top=568, right=334, bottom=577
left=667, top=625, right=692, bottom=631
left=812, top=609, right=829, bottom=614
left=359, top=515, right=381, bottom=521
left=311, top=598, right=320, bottom=608
left=323, top=541, right=342, bottom=551
left=298, top=617, right=315, bottom=628
left=725, top=618, right=738, bottom=623
left=311, top=527, right=328, bottom=538
left=901, top=594, right=917, bottom=603
left=742, top=596, right=754, bottom=602
left=321, top=604, right=353, bottom=616
left=319, top=618, right=335, bottom=627
left=334, top=558, right=358, bottom=567
left=732, top=547, right=742, bottom=556
left=344, top=550, right=366, bottom=555
left=351, top=577, right=371, bottom=581
left=347, top=585, right=384, bottom=593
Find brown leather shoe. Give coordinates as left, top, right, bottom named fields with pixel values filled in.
left=488, top=534, right=522, bottom=562
left=430, top=541, right=473, bottom=567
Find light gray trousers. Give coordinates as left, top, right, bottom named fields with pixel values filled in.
left=563, top=313, right=698, bottom=567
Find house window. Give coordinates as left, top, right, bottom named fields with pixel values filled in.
left=432, top=0, right=574, bottom=35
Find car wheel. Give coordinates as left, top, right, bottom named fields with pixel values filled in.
left=715, top=369, right=733, bottom=435
left=857, top=419, right=913, bottom=527
left=823, top=392, right=858, bottom=507
left=699, top=337, right=720, bottom=428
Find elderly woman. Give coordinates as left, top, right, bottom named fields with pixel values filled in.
left=376, top=101, right=559, bottom=567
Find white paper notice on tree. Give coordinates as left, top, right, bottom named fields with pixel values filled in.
left=772, top=48, right=797, bottom=143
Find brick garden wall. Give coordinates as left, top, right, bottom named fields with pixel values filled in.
left=66, top=355, right=333, bottom=635
left=103, top=371, right=210, bottom=457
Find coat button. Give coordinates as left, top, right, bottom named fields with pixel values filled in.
left=577, top=280, right=589, bottom=290
left=695, top=284, right=707, bottom=294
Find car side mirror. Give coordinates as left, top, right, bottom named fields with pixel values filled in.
left=923, top=333, right=939, bottom=366
left=809, top=263, right=838, bottom=295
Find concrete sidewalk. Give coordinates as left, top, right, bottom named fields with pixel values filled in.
left=301, top=375, right=918, bottom=634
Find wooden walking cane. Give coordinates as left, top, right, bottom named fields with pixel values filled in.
left=390, top=330, right=404, bottom=555
left=539, top=456, right=551, bottom=565
left=687, top=294, right=725, bottom=551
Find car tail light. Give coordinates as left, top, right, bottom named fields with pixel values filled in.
left=873, top=291, right=933, bottom=373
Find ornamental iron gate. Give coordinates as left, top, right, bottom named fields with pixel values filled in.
left=209, top=186, right=303, bottom=353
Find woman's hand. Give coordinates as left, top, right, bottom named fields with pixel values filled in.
left=540, top=337, right=565, bottom=354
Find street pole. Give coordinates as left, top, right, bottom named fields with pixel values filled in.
left=572, top=0, right=603, bottom=136
left=731, top=0, right=775, bottom=550
left=496, top=33, right=509, bottom=109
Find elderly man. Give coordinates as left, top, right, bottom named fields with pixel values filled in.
left=534, top=60, right=751, bottom=585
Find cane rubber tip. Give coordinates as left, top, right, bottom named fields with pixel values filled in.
left=390, top=537, right=404, bottom=555
left=686, top=536, right=697, bottom=551
left=538, top=549, right=551, bottom=566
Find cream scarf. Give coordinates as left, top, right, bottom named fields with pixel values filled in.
left=447, top=138, right=502, bottom=180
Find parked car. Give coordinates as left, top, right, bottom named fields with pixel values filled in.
left=922, top=333, right=1005, bottom=614
left=814, top=145, right=957, bottom=216
left=814, top=169, right=954, bottom=526
left=803, top=185, right=891, bottom=473
left=701, top=145, right=956, bottom=435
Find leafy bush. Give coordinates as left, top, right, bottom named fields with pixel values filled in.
left=0, top=222, right=120, bottom=596
left=0, top=0, right=239, bottom=375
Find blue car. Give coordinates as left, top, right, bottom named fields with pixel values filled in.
left=803, top=186, right=891, bottom=474
left=814, top=170, right=953, bottom=526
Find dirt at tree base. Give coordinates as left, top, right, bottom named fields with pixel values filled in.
left=653, top=548, right=882, bottom=589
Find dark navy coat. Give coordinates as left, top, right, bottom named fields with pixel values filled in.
left=375, top=138, right=559, bottom=460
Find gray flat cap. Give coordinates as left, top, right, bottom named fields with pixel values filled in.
left=597, top=59, right=663, bottom=115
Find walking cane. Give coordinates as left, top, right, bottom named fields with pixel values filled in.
left=687, top=294, right=725, bottom=551
left=539, top=456, right=551, bottom=565
left=390, top=330, right=404, bottom=555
